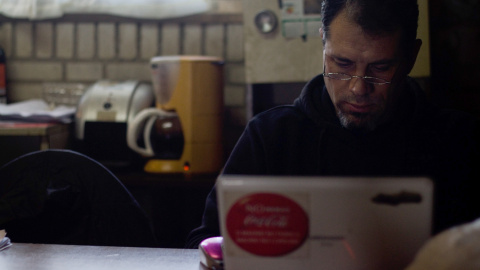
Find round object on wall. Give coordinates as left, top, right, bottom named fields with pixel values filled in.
left=254, top=10, right=278, bottom=34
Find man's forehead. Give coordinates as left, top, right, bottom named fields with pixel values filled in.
left=324, top=9, right=403, bottom=61
left=326, top=52, right=398, bottom=65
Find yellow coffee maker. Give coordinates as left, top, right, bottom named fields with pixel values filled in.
left=127, top=56, right=224, bottom=174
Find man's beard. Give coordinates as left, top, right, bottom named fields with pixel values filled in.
left=337, top=111, right=377, bottom=133
left=336, top=102, right=386, bottom=134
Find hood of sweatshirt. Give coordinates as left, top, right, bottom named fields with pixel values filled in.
left=292, top=74, right=441, bottom=176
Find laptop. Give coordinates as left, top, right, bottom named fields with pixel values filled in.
left=216, top=175, right=433, bottom=270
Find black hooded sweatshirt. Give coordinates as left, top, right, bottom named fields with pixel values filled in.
left=185, top=74, right=480, bottom=248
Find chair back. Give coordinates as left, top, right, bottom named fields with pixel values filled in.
left=0, top=149, right=157, bottom=247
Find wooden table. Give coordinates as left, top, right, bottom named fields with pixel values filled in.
left=0, top=243, right=201, bottom=270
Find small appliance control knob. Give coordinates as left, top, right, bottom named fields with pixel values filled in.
left=103, top=102, right=112, bottom=110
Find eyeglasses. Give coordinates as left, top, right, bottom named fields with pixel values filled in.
left=322, top=62, right=392, bottom=85
left=323, top=72, right=391, bottom=85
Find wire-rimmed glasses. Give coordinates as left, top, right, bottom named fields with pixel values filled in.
left=323, top=72, right=391, bottom=85
left=322, top=62, right=392, bottom=85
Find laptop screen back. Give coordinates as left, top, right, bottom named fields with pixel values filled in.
left=217, top=175, right=433, bottom=270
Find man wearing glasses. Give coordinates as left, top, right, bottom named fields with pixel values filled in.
left=186, top=0, right=479, bottom=248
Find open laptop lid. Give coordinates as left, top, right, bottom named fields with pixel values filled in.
left=217, top=175, right=433, bottom=270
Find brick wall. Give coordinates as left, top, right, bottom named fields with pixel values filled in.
left=0, top=8, right=247, bottom=153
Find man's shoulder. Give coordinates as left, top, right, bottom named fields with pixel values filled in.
left=425, top=106, right=477, bottom=131
left=248, top=104, right=313, bottom=127
left=420, top=106, right=479, bottom=146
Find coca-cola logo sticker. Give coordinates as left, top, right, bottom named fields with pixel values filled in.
left=226, top=193, right=309, bottom=256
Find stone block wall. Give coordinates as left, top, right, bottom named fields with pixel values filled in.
left=0, top=8, right=246, bottom=154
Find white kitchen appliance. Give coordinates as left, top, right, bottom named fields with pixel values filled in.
left=75, top=80, right=154, bottom=164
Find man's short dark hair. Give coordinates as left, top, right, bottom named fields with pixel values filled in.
left=321, top=0, right=419, bottom=50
